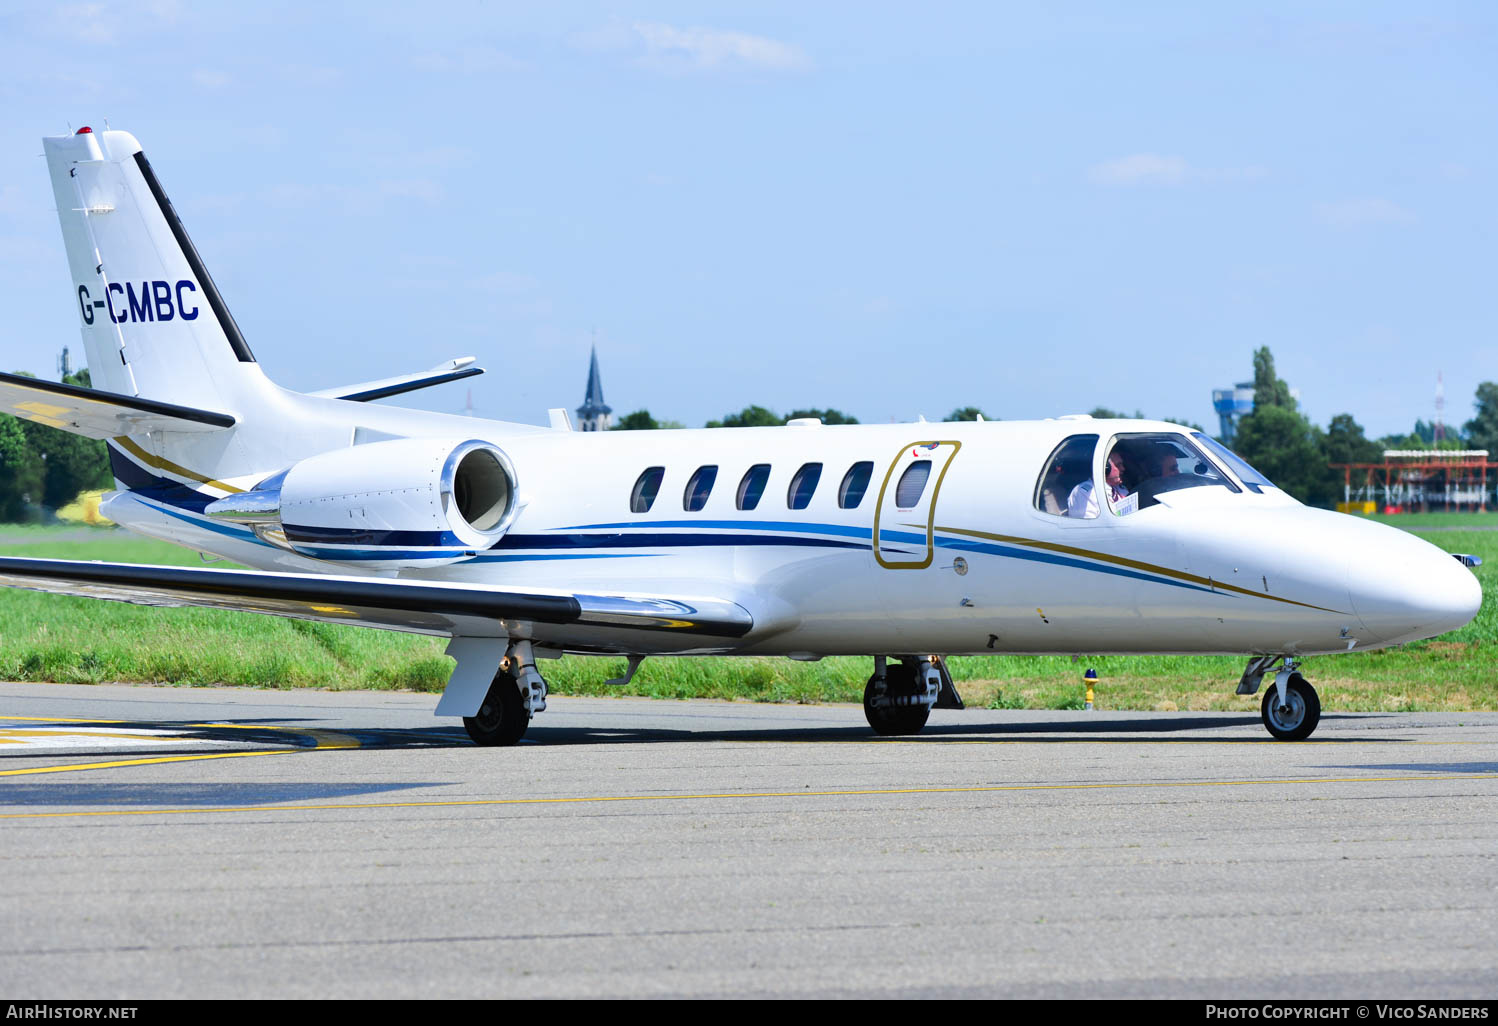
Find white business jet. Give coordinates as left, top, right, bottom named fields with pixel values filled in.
left=0, top=128, right=1482, bottom=744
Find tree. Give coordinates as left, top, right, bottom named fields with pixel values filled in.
left=0, top=414, right=44, bottom=521
left=943, top=406, right=990, bottom=422
left=1232, top=404, right=1334, bottom=507
left=1323, top=413, right=1382, bottom=467
left=1463, top=382, right=1498, bottom=455
left=0, top=366, right=112, bottom=521
left=24, top=422, right=112, bottom=508
left=786, top=408, right=858, bottom=425
left=1251, top=347, right=1296, bottom=410
left=611, top=409, right=660, bottom=431
left=706, top=405, right=781, bottom=428
left=1088, top=407, right=1145, bottom=420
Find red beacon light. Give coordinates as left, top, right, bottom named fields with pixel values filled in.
left=76, top=126, right=92, bottom=134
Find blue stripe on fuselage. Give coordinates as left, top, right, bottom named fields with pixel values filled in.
left=125, top=490, right=1205, bottom=591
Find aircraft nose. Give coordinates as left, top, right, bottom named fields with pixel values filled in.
left=1346, top=525, right=1483, bottom=645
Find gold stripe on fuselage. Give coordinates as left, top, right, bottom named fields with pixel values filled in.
left=934, top=524, right=1343, bottom=613
left=111, top=436, right=244, bottom=494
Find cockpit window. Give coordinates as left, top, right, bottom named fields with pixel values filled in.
left=1035, top=434, right=1099, bottom=518
left=1107, top=433, right=1239, bottom=512
left=1192, top=432, right=1274, bottom=493
left=1038, top=433, right=1239, bottom=519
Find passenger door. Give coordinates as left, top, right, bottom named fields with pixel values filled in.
left=873, top=440, right=962, bottom=569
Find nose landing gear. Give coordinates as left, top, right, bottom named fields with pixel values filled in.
left=1239, top=656, right=1322, bottom=740
left=1260, top=667, right=1320, bottom=741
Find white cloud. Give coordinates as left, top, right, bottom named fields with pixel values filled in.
left=636, top=22, right=810, bottom=71
left=377, top=179, right=443, bottom=203
left=54, top=4, right=114, bottom=44
left=375, top=146, right=473, bottom=172
left=1089, top=154, right=1189, bottom=186
left=1088, top=154, right=1268, bottom=187
left=277, top=64, right=342, bottom=87
left=48, top=1, right=181, bottom=44
left=410, top=47, right=526, bottom=75
left=191, top=69, right=231, bottom=89
left=0, top=185, right=28, bottom=218
left=1314, top=197, right=1417, bottom=227
left=578, top=20, right=811, bottom=73
left=472, top=271, right=539, bottom=295
left=262, top=179, right=443, bottom=212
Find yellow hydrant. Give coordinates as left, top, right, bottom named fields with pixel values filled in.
left=1084, top=668, right=1097, bottom=711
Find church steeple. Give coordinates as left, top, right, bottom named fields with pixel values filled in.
left=576, top=342, right=612, bottom=431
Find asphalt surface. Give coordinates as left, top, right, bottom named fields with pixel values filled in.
left=2, top=682, right=1496, bottom=999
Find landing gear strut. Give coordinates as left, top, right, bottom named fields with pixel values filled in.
left=863, top=656, right=942, bottom=736
left=1240, top=656, right=1322, bottom=741
left=1261, top=671, right=1320, bottom=741
left=463, top=641, right=549, bottom=747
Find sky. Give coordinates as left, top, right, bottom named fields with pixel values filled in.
left=1, top=1, right=1494, bottom=438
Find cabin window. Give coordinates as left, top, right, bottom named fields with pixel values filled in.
left=787, top=462, right=822, bottom=510
left=683, top=465, right=718, bottom=512
left=838, top=461, right=874, bottom=509
left=1034, top=434, right=1099, bottom=518
left=630, top=466, right=665, bottom=513
left=894, top=461, right=932, bottom=508
left=737, top=464, right=771, bottom=511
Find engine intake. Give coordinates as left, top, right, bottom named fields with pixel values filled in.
left=206, top=437, right=519, bottom=568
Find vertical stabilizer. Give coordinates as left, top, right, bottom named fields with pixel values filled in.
left=43, top=128, right=258, bottom=407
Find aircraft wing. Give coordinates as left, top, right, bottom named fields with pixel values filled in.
left=0, top=371, right=236, bottom=439
left=0, top=556, right=754, bottom=642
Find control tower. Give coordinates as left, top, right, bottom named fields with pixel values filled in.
left=1212, top=382, right=1255, bottom=443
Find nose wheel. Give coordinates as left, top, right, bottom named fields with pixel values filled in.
left=1261, top=673, right=1320, bottom=741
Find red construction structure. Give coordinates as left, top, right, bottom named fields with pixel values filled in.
left=1331, top=450, right=1497, bottom=514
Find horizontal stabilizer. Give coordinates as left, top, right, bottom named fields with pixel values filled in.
left=310, top=357, right=484, bottom=403
left=0, top=557, right=754, bottom=640
left=0, top=371, right=235, bottom=439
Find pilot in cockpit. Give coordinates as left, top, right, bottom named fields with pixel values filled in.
left=1067, top=447, right=1132, bottom=518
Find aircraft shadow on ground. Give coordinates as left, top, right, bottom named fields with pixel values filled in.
left=1323, top=761, right=1498, bottom=774
left=0, top=712, right=1394, bottom=758
left=521, top=712, right=1385, bottom=746
left=0, top=781, right=442, bottom=808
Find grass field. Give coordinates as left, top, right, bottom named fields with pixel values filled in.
left=1, top=516, right=1493, bottom=711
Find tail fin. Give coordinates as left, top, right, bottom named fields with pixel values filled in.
left=43, top=127, right=261, bottom=409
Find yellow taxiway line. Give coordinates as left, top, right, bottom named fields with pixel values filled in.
left=0, top=718, right=361, bottom=777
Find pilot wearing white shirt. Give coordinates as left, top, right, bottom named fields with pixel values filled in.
left=1067, top=448, right=1131, bottom=518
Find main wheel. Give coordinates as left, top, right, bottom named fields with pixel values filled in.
left=463, top=670, right=529, bottom=746
left=863, top=663, right=931, bottom=737
left=1261, top=674, right=1320, bottom=741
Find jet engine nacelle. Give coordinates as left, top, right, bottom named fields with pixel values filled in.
left=206, top=438, right=519, bottom=569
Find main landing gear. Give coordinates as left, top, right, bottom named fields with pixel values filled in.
left=463, top=642, right=549, bottom=746
left=862, top=656, right=963, bottom=736
left=1240, top=656, right=1321, bottom=741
